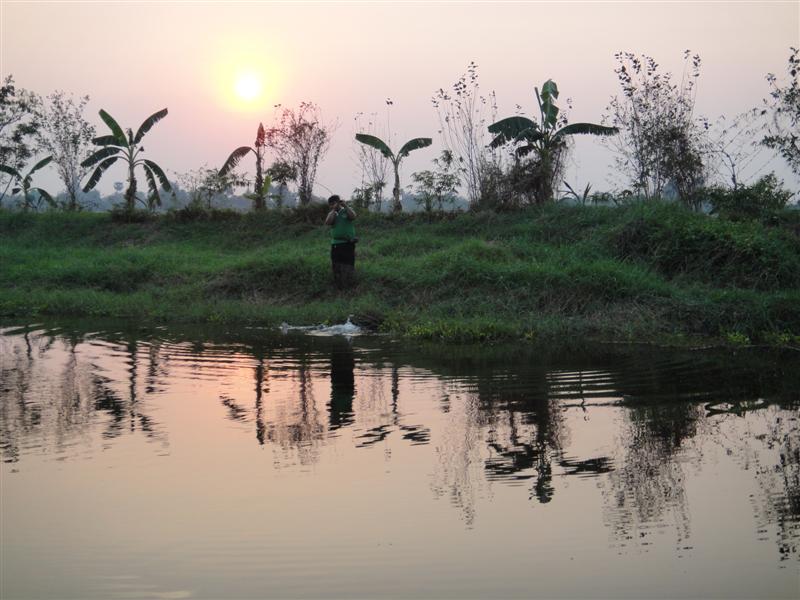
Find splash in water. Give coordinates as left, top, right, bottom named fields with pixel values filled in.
left=280, top=316, right=362, bottom=337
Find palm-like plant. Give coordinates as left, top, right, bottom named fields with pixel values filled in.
left=488, top=80, right=618, bottom=204
left=82, top=109, right=171, bottom=212
left=219, top=123, right=269, bottom=211
left=355, top=134, right=432, bottom=212
left=0, top=156, right=54, bottom=211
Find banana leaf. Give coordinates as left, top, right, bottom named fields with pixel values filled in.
left=22, top=156, right=54, bottom=189
left=27, top=155, right=53, bottom=177
left=32, top=188, right=55, bottom=207
left=398, top=138, right=432, bottom=159
left=143, top=159, right=171, bottom=190
left=92, top=135, right=122, bottom=147
left=541, top=79, right=558, bottom=98
left=99, top=110, right=128, bottom=146
left=488, top=117, right=538, bottom=147
left=82, top=156, right=119, bottom=192
left=540, top=81, right=560, bottom=129
left=0, top=164, right=21, bottom=179
left=134, top=108, right=168, bottom=144
left=219, top=147, right=252, bottom=176
left=143, top=164, right=161, bottom=206
left=556, top=123, right=619, bottom=137
left=355, top=134, right=394, bottom=159
left=82, top=146, right=121, bottom=168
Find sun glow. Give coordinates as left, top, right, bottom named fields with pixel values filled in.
left=210, top=37, right=283, bottom=113
left=234, top=72, right=263, bottom=102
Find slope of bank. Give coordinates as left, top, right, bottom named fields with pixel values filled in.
left=2, top=203, right=799, bottom=345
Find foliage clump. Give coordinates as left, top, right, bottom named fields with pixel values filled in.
left=604, top=51, right=708, bottom=205
left=761, top=47, right=800, bottom=177
left=82, top=108, right=171, bottom=213
left=489, top=79, right=616, bottom=205
left=613, top=203, right=800, bottom=291
left=266, top=102, right=332, bottom=206
left=706, top=173, right=795, bottom=222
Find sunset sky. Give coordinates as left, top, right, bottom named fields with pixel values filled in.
left=2, top=1, right=798, bottom=198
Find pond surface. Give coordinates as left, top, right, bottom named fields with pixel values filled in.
left=1, top=320, right=798, bottom=599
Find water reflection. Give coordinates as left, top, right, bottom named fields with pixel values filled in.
left=1, top=320, right=798, bottom=579
left=0, top=325, right=169, bottom=464
left=328, top=338, right=355, bottom=431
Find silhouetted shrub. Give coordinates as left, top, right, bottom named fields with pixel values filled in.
left=706, top=174, right=794, bottom=222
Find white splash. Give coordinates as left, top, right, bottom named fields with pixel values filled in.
left=280, top=316, right=362, bottom=337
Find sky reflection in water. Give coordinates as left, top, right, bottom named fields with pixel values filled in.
left=1, top=322, right=798, bottom=599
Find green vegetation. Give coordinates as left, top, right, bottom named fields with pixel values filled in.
left=0, top=155, right=54, bottom=210
left=2, top=202, right=798, bottom=346
left=355, top=133, right=433, bottom=212
left=81, top=108, right=171, bottom=212
left=219, top=123, right=270, bottom=211
left=488, top=79, right=617, bottom=204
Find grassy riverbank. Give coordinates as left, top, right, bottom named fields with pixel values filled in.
left=2, top=203, right=799, bottom=345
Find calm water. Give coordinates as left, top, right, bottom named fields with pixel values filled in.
left=1, top=320, right=798, bottom=599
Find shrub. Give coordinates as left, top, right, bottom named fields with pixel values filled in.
left=613, top=203, right=800, bottom=290
left=706, top=173, right=794, bottom=222
left=166, top=205, right=243, bottom=223
left=109, top=206, right=156, bottom=223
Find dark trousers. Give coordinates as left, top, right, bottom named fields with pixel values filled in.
left=331, top=242, right=356, bottom=289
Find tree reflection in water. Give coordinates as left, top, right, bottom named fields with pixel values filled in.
left=0, top=322, right=797, bottom=562
left=599, top=402, right=702, bottom=552
left=707, top=405, right=800, bottom=562
left=0, top=325, right=168, bottom=464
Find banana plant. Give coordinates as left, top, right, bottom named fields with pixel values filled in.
left=82, top=108, right=171, bottom=212
left=0, top=156, right=55, bottom=211
left=355, top=134, right=432, bottom=212
left=219, top=123, right=268, bottom=211
left=244, top=175, right=273, bottom=209
left=488, top=80, right=618, bottom=203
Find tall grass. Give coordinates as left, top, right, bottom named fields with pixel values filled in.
left=2, top=203, right=798, bottom=345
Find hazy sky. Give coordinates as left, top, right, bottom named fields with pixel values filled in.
left=2, top=1, right=799, bottom=198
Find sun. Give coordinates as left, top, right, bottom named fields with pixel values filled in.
left=209, top=38, right=283, bottom=112
left=234, top=72, right=263, bottom=102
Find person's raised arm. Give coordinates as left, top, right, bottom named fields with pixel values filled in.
left=325, top=207, right=337, bottom=226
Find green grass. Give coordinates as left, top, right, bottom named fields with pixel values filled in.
left=2, top=203, right=799, bottom=345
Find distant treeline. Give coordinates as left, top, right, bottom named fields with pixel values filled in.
left=1, top=48, right=798, bottom=216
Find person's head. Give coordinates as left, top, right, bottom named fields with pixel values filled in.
left=328, top=195, right=341, bottom=208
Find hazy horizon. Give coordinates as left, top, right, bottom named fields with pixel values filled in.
left=2, top=1, right=799, bottom=200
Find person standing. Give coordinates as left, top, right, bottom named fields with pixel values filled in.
left=325, top=195, right=357, bottom=289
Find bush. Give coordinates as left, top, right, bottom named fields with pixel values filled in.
left=286, top=201, right=330, bottom=224
left=166, top=205, right=243, bottom=223
left=706, top=174, right=794, bottom=222
left=109, top=206, right=156, bottom=223
left=613, top=203, right=800, bottom=290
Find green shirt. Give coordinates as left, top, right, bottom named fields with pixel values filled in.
left=330, top=208, right=355, bottom=245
